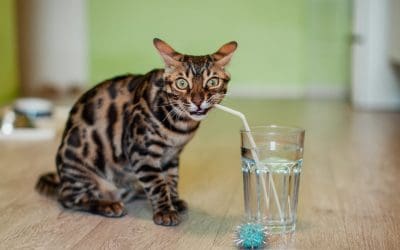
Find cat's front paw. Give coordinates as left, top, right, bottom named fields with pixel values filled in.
left=153, top=210, right=180, bottom=226
left=173, top=199, right=188, bottom=213
left=92, top=201, right=127, bottom=218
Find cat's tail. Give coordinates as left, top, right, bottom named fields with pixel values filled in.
left=35, top=172, right=60, bottom=197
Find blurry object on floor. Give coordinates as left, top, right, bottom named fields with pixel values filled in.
left=13, top=97, right=53, bottom=119
left=1, top=109, right=33, bottom=132
left=0, top=98, right=57, bottom=141
left=0, top=109, right=55, bottom=141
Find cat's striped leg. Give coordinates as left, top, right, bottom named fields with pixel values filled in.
left=58, top=166, right=127, bottom=217
left=119, top=180, right=147, bottom=203
left=135, top=163, right=180, bottom=226
left=163, top=158, right=188, bottom=213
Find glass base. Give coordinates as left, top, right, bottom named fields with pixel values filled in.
left=266, top=223, right=296, bottom=234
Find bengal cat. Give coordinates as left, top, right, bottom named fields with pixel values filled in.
left=36, top=38, right=237, bottom=226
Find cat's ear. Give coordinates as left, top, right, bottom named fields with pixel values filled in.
left=153, top=38, right=182, bottom=67
left=212, top=41, right=238, bottom=68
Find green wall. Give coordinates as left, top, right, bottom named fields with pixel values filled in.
left=88, top=0, right=351, bottom=90
left=0, top=1, right=352, bottom=105
left=0, top=0, right=19, bottom=105
left=306, top=0, right=352, bottom=87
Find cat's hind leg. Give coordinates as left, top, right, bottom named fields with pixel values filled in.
left=36, top=172, right=60, bottom=197
left=58, top=175, right=127, bottom=217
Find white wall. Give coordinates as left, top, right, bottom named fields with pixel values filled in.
left=17, top=0, right=87, bottom=96
left=352, top=0, right=400, bottom=110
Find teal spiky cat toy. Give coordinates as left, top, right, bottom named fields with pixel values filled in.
left=234, top=222, right=267, bottom=249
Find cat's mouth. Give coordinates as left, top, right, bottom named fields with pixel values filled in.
left=188, top=108, right=210, bottom=121
left=190, top=109, right=208, bottom=116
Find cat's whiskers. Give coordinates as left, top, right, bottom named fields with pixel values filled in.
left=175, top=107, right=187, bottom=122
left=161, top=96, right=182, bottom=122
left=162, top=107, right=177, bottom=123
left=206, top=93, right=227, bottom=105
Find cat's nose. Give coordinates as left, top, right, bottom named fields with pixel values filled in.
left=191, top=94, right=204, bottom=109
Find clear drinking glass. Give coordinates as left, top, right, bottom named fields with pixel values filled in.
left=241, top=125, right=305, bottom=234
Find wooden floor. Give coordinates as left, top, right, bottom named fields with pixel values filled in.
left=1, top=99, right=400, bottom=249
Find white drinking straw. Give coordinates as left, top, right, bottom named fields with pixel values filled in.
left=214, top=104, right=284, bottom=222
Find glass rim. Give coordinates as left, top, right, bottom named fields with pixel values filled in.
left=240, top=124, right=305, bottom=135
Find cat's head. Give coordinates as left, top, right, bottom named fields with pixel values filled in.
left=153, top=38, right=237, bottom=121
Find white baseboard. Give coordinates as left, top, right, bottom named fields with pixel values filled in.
left=228, top=84, right=349, bottom=99
left=352, top=98, right=400, bottom=111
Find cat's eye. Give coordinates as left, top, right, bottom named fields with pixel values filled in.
left=175, top=78, right=189, bottom=90
left=206, top=78, right=220, bottom=88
